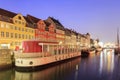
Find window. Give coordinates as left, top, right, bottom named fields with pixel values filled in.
left=1, top=23, right=4, bottom=28
left=22, top=34, right=24, bottom=39
left=29, top=35, right=31, bottom=39
left=15, top=20, right=17, bottom=23
left=15, top=26, right=17, bottom=30
left=32, top=36, right=33, bottom=39
left=15, top=33, right=17, bottom=38
left=18, top=16, right=21, bottom=20
left=6, top=24, right=9, bottom=29
left=6, top=32, right=9, bottom=37
left=11, top=33, right=13, bottom=38
left=19, top=34, right=21, bottom=38
left=1, top=32, right=4, bottom=37
left=11, top=42, right=13, bottom=46
left=31, top=30, right=33, bottom=33
left=19, top=21, right=21, bottom=24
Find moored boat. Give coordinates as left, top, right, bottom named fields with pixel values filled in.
left=89, top=46, right=96, bottom=54
left=96, top=47, right=103, bottom=52
left=14, top=40, right=81, bottom=71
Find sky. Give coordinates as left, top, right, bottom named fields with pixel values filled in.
left=0, top=0, right=120, bottom=43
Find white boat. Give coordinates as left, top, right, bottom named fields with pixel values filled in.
left=14, top=40, right=81, bottom=71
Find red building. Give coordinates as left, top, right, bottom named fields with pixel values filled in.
left=46, top=17, right=65, bottom=44
left=26, top=15, right=56, bottom=43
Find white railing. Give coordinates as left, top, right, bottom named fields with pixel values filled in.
left=14, top=52, right=43, bottom=58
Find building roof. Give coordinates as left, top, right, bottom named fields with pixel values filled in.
left=47, top=17, right=65, bottom=30
left=26, top=14, right=40, bottom=24
left=0, top=8, right=16, bottom=18
left=24, top=14, right=42, bottom=29
left=0, top=8, right=17, bottom=23
left=44, top=20, right=51, bottom=31
left=64, top=28, right=71, bottom=36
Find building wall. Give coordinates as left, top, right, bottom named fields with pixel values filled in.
left=0, top=14, right=35, bottom=50
left=64, top=35, right=71, bottom=45
left=35, top=20, right=56, bottom=42
left=56, top=29, right=65, bottom=44
left=46, top=17, right=65, bottom=44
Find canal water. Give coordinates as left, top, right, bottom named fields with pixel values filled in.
left=1, top=49, right=120, bottom=80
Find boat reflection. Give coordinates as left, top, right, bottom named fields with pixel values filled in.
left=15, top=58, right=80, bottom=80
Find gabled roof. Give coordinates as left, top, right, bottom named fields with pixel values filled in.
left=47, top=17, right=65, bottom=30
left=44, top=20, right=51, bottom=31
left=24, top=14, right=42, bottom=29
left=0, top=8, right=16, bottom=18
left=44, top=20, right=51, bottom=27
left=23, top=16, right=36, bottom=29
left=26, top=14, right=40, bottom=24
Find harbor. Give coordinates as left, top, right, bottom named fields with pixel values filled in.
left=1, top=49, right=120, bottom=80
left=0, top=8, right=101, bottom=71
left=0, top=0, right=120, bottom=80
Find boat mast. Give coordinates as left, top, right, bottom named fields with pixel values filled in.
left=117, top=27, right=119, bottom=48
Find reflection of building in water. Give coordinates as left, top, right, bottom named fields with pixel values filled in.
left=0, top=69, right=15, bottom=80
left=15, top=58, right=80, bottom=80
left=99, top=49, right=114, bottom=74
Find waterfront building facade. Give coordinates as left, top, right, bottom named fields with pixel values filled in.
left=0, top=8, right=91, bottom=50
left=0, top=8, right=35, bottom=50
left=46, top=17, right=65, bottom=44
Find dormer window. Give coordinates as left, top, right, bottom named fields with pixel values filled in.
left=18, top=16, right=21, bottom=20
left=15, top=20, right=17, bottom=23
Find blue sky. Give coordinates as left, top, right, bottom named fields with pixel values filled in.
left=0, top=0, right=120, bottom=43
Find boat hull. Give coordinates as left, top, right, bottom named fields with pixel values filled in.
left=15, top=52, right=81, bottom=71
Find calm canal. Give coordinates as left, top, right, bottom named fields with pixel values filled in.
left=1, top=49, right=120, bottom=80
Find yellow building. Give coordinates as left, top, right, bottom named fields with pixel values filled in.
left=0, top=8, right=35, bottom=50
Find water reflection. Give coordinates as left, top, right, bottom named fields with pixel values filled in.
left=15, top=58, right=81, bottom=80
left=1, top=49, right=120, bottom=80
left=0, top=69, right=15, bottom=80
left=100, top=49, right=114, bottom=74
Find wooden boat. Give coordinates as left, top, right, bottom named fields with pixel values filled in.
left=14, top=40, right=81, bottom=71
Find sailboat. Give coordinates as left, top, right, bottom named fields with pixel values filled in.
left=115, top=28, right=120, bottom=55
